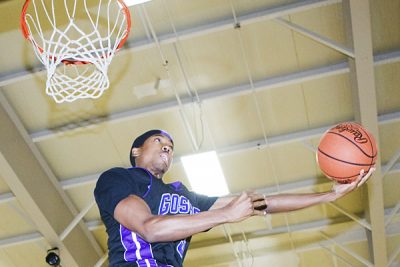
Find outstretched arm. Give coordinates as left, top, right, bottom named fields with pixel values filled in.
left=213, top=167, right=374, bottom=214
left=264, top=168, right=374, bottom=213
left=114, top=191, right=264, bottom=243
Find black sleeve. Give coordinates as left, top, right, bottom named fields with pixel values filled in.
left=94, top=168, right=141, bottom=216
left=178, top=183, right=217, bottom=211
left=179, top=183, right=218, bottom=211
left=194, top=192, right=218, bottom=211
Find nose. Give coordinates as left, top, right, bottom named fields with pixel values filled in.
left=162, top=146, right=171, bottom=153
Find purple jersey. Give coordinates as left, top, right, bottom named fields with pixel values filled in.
left=94, top=167, right=217, bottom=266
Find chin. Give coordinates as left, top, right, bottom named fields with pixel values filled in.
left=162, top=166, right=170, bottom=174
left=156, top=163, right=170, bottom=175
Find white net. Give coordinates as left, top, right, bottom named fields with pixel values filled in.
left=21, top=0, right=131, bottom=103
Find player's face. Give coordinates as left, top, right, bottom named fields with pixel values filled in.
left=136, top=134, right=174, bottom=177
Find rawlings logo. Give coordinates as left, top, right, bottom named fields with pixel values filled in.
left=335, top=124, right=368, bottom=144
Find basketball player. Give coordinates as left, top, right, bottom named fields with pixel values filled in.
left=94, top=129, right=373, bottom=267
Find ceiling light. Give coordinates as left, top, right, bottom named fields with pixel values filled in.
left=181, top=151, right=229, bottom=197
left=123, top=0, right=152, bottom=6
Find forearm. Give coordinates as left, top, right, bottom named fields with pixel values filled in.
left=264, top=169, right=376, bottom=213
left=142, top=208, right=228, bottom=242
left=265, top=191, right=336, bottom=213
left=116, top=193, right=255, bottom=243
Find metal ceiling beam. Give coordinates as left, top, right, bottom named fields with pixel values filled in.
left=274, top=18, right=355, bottom=58
left=187, top=215, right=400, bottom=261
left=0, top=192, right=14, bottom=204
left=29, top=49, right=400, bottom=142
left=56, top=111, right=400, bottom=189
left=389, top=241, right=400, bottom=267
left=0, top=93, right=101, bottom=266
left=0, top=0, right=339, bottom=87
left=125, top=0, right=341, bottom=51
left=386, top=202, right=400, bottom=227
left=320, top=231, right=374, bottom=267
left=0, top=232, right=43, bottom=249
left=342, top=0, right=387, bottom=265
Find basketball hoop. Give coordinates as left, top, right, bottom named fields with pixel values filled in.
left=20, top=0, right=131, bottom=103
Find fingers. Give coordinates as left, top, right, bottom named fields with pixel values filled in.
left=248, top=191, right=264, bottom=202
left=357, top=166, right=375, bottom=187
left=252, top=194, right=268, bottom=216
left=233, top=191, right=252, bottom=205
left=237, top=191, right=255, bottom=213
left=331, top=166, right=376, bottom=200
left=238, top=190, right=270, bottom=217
left=359, top=168, right=365, bottom=179
left=346, top=169, right=364, bottom=189
left=240, top=191, right=268, bottom=216
left=345, top=166, right=375, bottom=190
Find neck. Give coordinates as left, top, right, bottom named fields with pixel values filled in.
left=151, top=170, right=164, bottom=179
left=137, top=165, right=164, bottom=179
left=135, top=159, right=166, bottom=179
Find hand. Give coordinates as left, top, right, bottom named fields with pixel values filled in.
left=331, top=167, right=375, bottom=199
left=222, top=191, right=265, bottom=223
left=248, top=191, right=268, bottom=215
left=222, top=192, right=252, bottom=223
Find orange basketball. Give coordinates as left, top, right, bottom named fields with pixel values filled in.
left=316, top=122, right=377, bottom=184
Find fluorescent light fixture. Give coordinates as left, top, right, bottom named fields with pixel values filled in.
left=123, top=0, right=152, bottom=6
left=181, top=151, right=229, bottom=196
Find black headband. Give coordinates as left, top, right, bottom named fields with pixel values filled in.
left=129, top=129, right=173, bottom=166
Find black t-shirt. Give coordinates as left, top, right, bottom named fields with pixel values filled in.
left=94, top=167, right=218, bottom=267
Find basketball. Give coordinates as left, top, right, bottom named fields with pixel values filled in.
left=316, top=122, right=377, bottom=184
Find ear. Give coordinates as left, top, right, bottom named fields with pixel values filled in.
left=131, top=147, right=141, bottom=157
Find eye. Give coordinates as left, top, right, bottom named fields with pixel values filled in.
left=154, top=137, right=161, bottom=143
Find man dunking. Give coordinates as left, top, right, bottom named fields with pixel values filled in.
left=94, top=129, right=373, bottom=267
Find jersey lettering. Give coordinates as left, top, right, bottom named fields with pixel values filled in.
left=176, top=240, right=186, bottom=258
left=158, top=193, right=200, bottom=215
left=170, top=194, right=179, bottom=214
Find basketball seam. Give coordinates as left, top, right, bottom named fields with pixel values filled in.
left=327, top=131, right=377, bottom=158
left=317, top=148, right=373, bottom=179
left=317, top=148, right=373, bottom=167
left=318, top=123, right=377, bottom=181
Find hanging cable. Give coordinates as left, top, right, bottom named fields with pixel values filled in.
left=141, top=5, right=199, bottom=151
left=161, top=0, right=209, bottom=150
left=223, top=224, right=243, bottom=267
left=240, top=230, right=254, bottom=267
left=171, top=43, right=205, bottom=149
left=229, top=0, right=298, bottom=257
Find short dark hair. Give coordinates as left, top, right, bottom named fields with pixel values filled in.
left=129, top=129, right=174, bottom=166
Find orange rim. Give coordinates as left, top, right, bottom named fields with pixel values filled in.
left=117, top=0, right=132, bottom=50
left=20, top=0, right=31, bottom=40
left=20, top=0, right=132, bottom=65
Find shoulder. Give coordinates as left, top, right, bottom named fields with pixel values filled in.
left=96, top=167, right=152, bottom=189
left=95, top=167, right=133, bottom=192
left=100, top=167, right=128, bottom=177
left=98, top=167, right=144, bottom=181
left=167, top=181, right=187, bottom=192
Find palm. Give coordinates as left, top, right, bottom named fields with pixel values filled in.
left=332, top=167, right=375, bottom=197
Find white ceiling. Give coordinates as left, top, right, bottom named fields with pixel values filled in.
left=0, top=0, right=399, bottom=266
